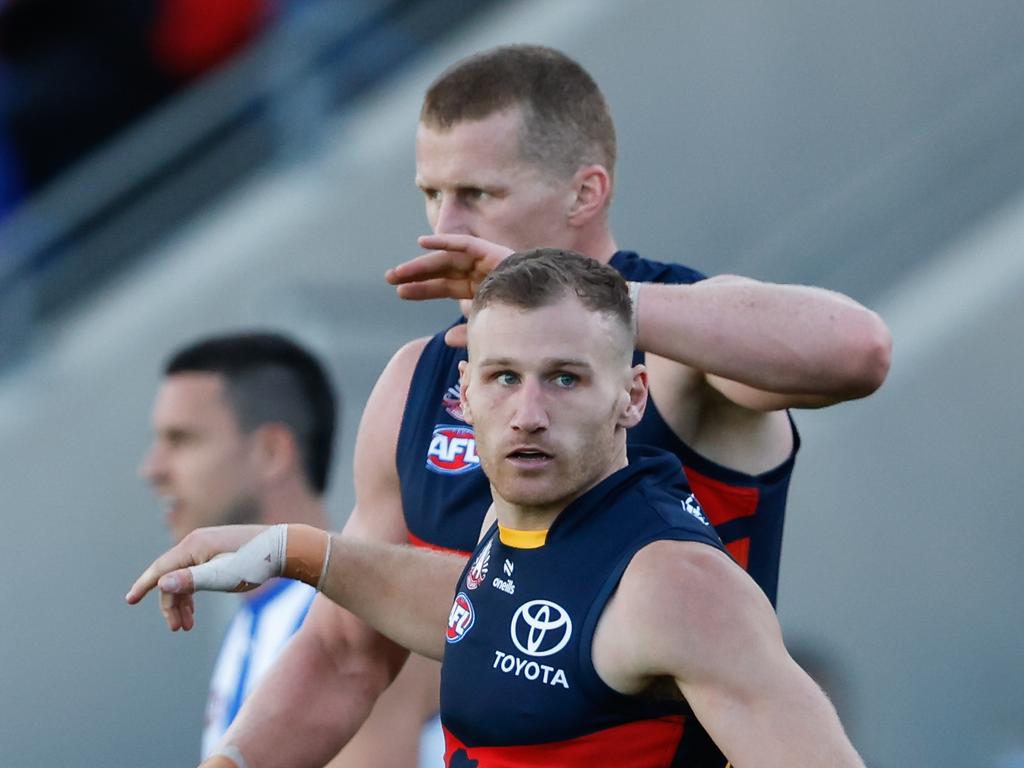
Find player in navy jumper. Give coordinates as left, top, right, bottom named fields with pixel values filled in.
left=133, top=250, right=866, bottom=767
left=133, top=46, right=889, bottom=768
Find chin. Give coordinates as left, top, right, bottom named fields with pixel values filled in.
left=495, top=480, right=572, bottom=511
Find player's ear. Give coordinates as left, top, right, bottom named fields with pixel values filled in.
left=567, top=164, right=611, bottom=226
left=617, top=364, right=648, bottom=429
left=254, top=423, right=298, bottom=483
left=458, top=360, right=474, bottom=425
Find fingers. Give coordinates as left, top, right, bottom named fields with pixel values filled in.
left=158, top=567, right=196, bottom=595
left=386, top=250, right=472, bottom=286
left=125, top=524, right=268, bottom=605
left=126, top=550, right=187, bottom=604
left=396, top=278, right=473, bottom=301
left=416, top=233, right=514, bottom=261
left=158, top=582, right=196, bottom=632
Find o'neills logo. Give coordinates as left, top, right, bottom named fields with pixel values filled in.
left=426, top=425, right=480, bottom=475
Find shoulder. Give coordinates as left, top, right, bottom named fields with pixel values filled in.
left=609, top=539, right=776, bottom=677
left=614, top=250, right=707, bottom=285
left=364, top=337, right=431, bottom=412
left=353, top=337, right=431, bottom=466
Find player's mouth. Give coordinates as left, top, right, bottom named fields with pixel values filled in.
left=506, top=447, right=554, bottom=468
left=160, top=496, right=183, bottom=522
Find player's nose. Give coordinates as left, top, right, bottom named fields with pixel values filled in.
left=510, top=380, right=549, bottom=432
left=138, top=443, right=166, bottom=483
left=433, top=195, right=471, bottom=236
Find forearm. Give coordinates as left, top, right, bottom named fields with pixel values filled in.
left=699, top=669, right=866, bottom=768
left=633, top=276, right=891, bottom=398
left=320, top=534, right=465, bottom=661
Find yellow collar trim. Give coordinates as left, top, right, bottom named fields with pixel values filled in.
left=497, top=524, right=549, bottom=549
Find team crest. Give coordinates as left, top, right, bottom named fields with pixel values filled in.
left=442, top=382, right=466, bottom=422
left=466, top=539, right=492, bottom=590
left=426, top=424, right=480, bottom=475
left=682, top=493, right=709, bottom=526
left=446, top=592, right=476, bottom=643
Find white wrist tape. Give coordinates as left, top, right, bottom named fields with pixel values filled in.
left=189, top=525, right=287, bottom=592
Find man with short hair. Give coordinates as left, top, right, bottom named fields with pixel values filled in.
left=130, top=250, right=867, bottom=767
left=140, top=331, right=337, bottom=760
left=136, top=46, right=889, bottom=768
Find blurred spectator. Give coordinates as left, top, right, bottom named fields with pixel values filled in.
left=0, top=0, right=272, bottom=212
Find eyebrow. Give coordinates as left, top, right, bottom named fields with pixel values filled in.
left=477, top=357, right=593, bottom=370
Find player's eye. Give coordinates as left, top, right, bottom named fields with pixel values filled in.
left=495, top=371, right=519, bottom=386
left=553, top=373, right=577, bottom=388
left=459, top=187, right=486, bottom=202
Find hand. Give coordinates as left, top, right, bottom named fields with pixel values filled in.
left=125, top=524, right=269, bottom=631
left=385, top=234, right=514, bottom=347
left=386, top=234, right=514, bottom=299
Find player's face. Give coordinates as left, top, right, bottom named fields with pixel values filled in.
left=140, top=373, right=261, bottom=542
left=461, top=296, right=639, bottom=517
left=415, top=108, right=578, bottom=251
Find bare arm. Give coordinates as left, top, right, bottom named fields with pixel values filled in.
left=316, top=534, right=465, bottom=660
left=595, top=541, right=865, bottom=767
left=634, top=276, right=892, bottom=411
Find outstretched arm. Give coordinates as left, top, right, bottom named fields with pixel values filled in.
left=596, top=540, right=865, bottom=767
left=154, top=523, right=463, bottom=660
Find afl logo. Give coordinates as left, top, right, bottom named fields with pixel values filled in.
left=446, top=593, right=476, bottom=643
left=510, top=599, right=572, bottom=658
left=426, top=425, right=480, bottom=475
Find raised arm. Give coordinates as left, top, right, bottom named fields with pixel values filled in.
left=387, top=234, right=891, bottom=411
left=595, top=540, right=866, bottom=767
left=632, top=276, right=891, bottom=411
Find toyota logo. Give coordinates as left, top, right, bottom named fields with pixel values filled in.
left=510, top=599, right=572, bottom=657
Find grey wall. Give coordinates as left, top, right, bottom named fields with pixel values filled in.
left=1, top=0, right=1022, bottom=765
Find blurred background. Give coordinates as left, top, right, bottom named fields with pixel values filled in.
left=1, top=0, right=1022, bottom=765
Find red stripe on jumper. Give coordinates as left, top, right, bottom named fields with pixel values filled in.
left=408, top=531, right=473, bottom=559
left=443, top=716, right=686, bottom=767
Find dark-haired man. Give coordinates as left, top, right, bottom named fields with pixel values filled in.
left=139, top=332, right=337, bottom=760
left=131, top=250, right=866, bottom=767
left=137, top=45, right=889, bottom=768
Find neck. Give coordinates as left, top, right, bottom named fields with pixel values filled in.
left=574, top=223, right=619, bottom=265
left=492, top=497, right=564, bottom=534
left=262, top=487, right=329, bottom=529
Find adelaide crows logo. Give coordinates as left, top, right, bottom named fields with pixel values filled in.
left=442, top=382, right=466, bottom=422
left=426, top=425, right=480, bottom=475
left=466, top=539, right=491, bottom=590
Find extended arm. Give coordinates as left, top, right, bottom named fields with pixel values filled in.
left=596, top=541, right=865, bottom=767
